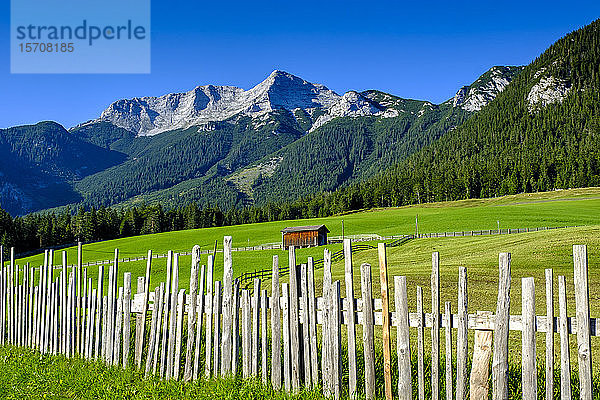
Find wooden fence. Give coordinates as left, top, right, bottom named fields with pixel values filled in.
left=0, top=238, right=596, bottom=399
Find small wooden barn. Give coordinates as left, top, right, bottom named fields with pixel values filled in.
left=281, top=225, right=329, bottom=250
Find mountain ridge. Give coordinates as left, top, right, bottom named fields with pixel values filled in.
left=1, top=65, right=523, bottom=215
left=87, top=70, right=341, bottom=136
left=84, top=66, right=520, bottom=138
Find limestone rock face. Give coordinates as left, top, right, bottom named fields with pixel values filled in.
left=452, top=66, right=523, bottom=111
left=527, top=76, right=571, bottom=110
left=93, top=70, right=341, bottom=136
left=310, top=91, right=384, bottom=131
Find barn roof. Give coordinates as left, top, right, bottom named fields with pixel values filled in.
left=281, top=224, right=329, bottom=233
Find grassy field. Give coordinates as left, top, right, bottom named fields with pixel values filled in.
left=0, top=346, right=323, bottom=399
left=0, top=342, right=598, bottom=399
left=13, top=188, right=600, bottom=358
left=11, top=188, right=600, bottom=322
left=5, top=189, right=600, bottom=398
left=12, top=187, right=600, bottom=285
left=16, top=187, right=600, bottom=266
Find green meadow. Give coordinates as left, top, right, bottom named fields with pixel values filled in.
left=16, top=186, right=600, bottom=268
left=6, top=188, right=600, bottom=397
left=11, top=187, right=600, bottom=297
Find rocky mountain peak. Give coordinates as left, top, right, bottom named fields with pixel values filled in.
left=452, top=66, right=523, bottom=111
left=89, top=66, right=523, bottom=137
left=92, top=70, right=340, bottom=136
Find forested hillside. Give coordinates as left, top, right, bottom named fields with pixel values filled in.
left=0, top=122, right=126, bottom=214
left=299, top=18, right=600, bottom=212
left=250, top=100, right=468, bottom=204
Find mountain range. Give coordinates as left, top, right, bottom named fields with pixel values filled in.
left=1, top=63, right=527, bottom=215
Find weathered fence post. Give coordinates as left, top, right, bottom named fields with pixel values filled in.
left=395, top=276, right=412, bottom=400
left=344, top=239, right=357, bottom=398
left=544, top=268, right=554, bottom=400
left=27, top=264, right=35, bottom=347
left=28, top=267, right=35, bottom=348
left=94, top=265, right=104, bottom=359
left=307, top=257, right=318, bottom=388
left=183, top=248, right=199, bottom=381
left=0, top=263, right=5, bottom=346
left=456, top=266, right=468, bottom=400
left=152, top=283, right=166, bottom=375
left=80, top=268, right=88, bottom=356
left=417, top=286, right=425, bottom=400
left=212, top=280, right=222, bottom=376
left=221, top=236, right=234, bottom=375
left=173, top=288, right=185, bottom=380
left=88, top=286, right=96, bottom=359
left=61, top=252, right=67, bottom=354
left=160, top=251, right=173, bottom=378
left=261, top=289, right=268, bottom=384
left=49, top=281, right=56, bottom=354
left=193, top=264, right=206, bottom=380
left=122, top=272, right=131, bottom=368
left=167, top=254, right=181, bottom=378
left=470, top=311, right=493, bottom=400
left=45, top=252, right=53, bottom=354
left=361, top=263, right=375, bottom=400
left=251, top=278, right=261, bottom=377
left=271, top=255, right=282, bottom=390
left=492, top=253, right=511, bottom=400
left=204, top=256, right=214, bottom=378
left=522, top=277, right=537, bottom=400
left=379, top=243, right=393, bottom=400
left=431, top=252, right=440, bottom=400
left=557, top=275, right=572, bottom=398
left=288, top=246, right=301, bottom=391
left=573, top=244, right=592, bottom=399
left=69, top=267, right=76, bottom=357
left=300, top=263, right=312, bottom=384
left=145, top=286, right=160, bottom=377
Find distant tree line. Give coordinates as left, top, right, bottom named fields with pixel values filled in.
left=0, top=195, right=361, bottom=256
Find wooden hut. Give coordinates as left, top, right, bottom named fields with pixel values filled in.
left=281, top=225, right=329, bottom=250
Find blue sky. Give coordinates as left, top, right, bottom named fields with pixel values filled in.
left=1, top=0, right=599, bottom=128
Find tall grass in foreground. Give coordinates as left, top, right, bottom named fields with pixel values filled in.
left=0, top=345, right=322, bottom=399
left=1, top=345, right=599, bottom=399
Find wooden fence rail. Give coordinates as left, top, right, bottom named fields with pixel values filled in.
left=0, top=239, right=595, bottom=399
